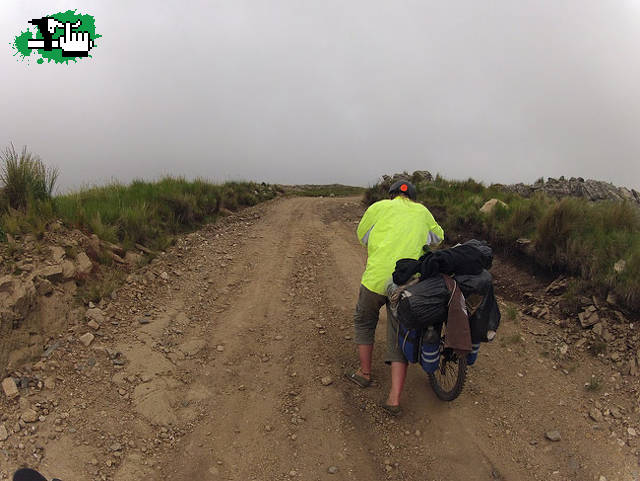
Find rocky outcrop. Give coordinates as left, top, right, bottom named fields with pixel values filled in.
left=499, top=177, right=640, bottom=206
left=0, top=276, right=37, bottom=326
left=0, top=224, right=155, bottom=376
left=379, top=170, right=434, bottom=189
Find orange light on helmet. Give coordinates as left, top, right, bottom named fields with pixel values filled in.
left=400, top=184, right=408, bottom=192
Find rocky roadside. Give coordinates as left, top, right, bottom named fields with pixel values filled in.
left=0, top=221, right=147, bottom=375
left=492, top=264, right=640, bottom=462
left=0, top=206, right=265, bottom=480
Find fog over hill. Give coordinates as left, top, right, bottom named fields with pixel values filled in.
left=2, top=1, right=640, bottom=191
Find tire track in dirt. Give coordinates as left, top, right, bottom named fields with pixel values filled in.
left=156, top=197, right=378, bottom=480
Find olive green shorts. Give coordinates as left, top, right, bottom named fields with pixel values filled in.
left=353, top=284, right=407, bottom=364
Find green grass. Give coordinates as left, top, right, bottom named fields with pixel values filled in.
left=585, top=375, right=602, bottom=392
left=500, top=332, right=523, bottom=347
left=589, top=340, right=607, bottom=357
left=1, top=176, right=278, bottom=251
left=364, top=174, right=640, bottom=311
left=77, top=269, right=125, bottom=304
left=504, top=305, right=518, bottom=322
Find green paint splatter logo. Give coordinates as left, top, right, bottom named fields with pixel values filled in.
left=11, top=10, right=100, bottom=64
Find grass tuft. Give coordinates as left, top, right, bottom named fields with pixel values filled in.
left=585, top=375, right=602, bottom=392
left=0, top=144, right=58, bottom=211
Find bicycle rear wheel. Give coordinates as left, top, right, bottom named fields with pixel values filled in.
left=428, top=348, right=467, bottom=401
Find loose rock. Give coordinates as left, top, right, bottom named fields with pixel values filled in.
left=44, top=377, right=56, bottom=390
left=79, top=332, right=95, bottom=347
left=545, top=431, right=561, bottom=442
left=61, top=260, right=77, bottom=279
left=76, top=252, right=93, bottom=275
left=579, top=310, right=599, bottom=328
left=589, top=408, right=603, bottom=423
left=86, top=308, right=106, bottom=324
left=49, top=245, right=66, bottom=263
left=21, top=409, right=38, bottom=423
left=321, top=376, right=334, bottom=386
left=2, top=377, right=19, bottom=399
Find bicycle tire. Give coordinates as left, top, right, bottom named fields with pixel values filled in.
left=428, top=351, right=467, bottom=401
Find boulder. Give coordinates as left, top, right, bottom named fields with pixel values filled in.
left=480, top=198, right=508, bottom=214
left=76, top=252, right=93, bottom=276
left=37, top=265, right=63, bottom=283
left=49, top=245, right=66, bottom=263
left=579, top=310, right=599, bottom=328
left=411, top=170, right=433, bottom=182
left=36, top=278, right=54, bottom=296
left=85, top=308, right=106, bottom=325
left=61, top=260, right=77, bottom=279
left=125, top=251, right=143, bottom=267
left=0, top=276, right=36, bottom=320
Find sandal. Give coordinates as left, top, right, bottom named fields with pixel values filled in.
left=344, top=368, right=371, bottom=388
left=380, top=402, right=402, bottom=416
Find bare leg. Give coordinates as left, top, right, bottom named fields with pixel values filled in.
left=357, top=344, right=374, bottom=380
left=386, top=361, right=408, bottom=406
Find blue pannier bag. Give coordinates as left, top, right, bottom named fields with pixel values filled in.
left=419, top=325, right=441, bottom=373
left=467, top=343, right=480, bottom=365
left=420, top=343, right=440, bottom=373
left=397, top=323, right=421, bottom=363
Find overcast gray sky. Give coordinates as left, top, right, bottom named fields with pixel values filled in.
left=2, top=1, right=640, bottom=192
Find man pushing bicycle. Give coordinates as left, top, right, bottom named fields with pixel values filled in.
left=345, top=180, right=444, bottom=415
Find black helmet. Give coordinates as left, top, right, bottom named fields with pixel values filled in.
left=388, top=180, right=416, bottom=200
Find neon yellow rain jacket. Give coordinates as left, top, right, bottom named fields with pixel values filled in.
left=357, top=197, right=444, bottom=295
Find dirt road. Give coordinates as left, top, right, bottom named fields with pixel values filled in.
left=3, top=197, right=638, bottom=481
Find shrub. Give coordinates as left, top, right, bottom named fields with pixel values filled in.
left=0, top=144, right=58, bottom=211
